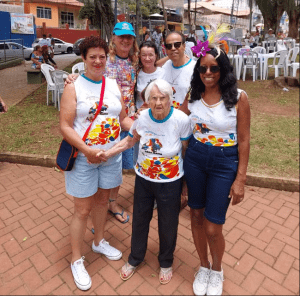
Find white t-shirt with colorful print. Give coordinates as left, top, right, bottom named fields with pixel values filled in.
left=162, top=59, right=196, bottom=109
left=188, top=89, right=245, bottom=146
left=73, top=75, right=122, bottom=155
left=128, top=107, right=192, bottom=183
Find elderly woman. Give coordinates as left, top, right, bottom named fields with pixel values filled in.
left=60, top=36, right=133, bottom=291
left=97, top=79, right=192, bottom=284
left=180, top=46, right=250, bottom=295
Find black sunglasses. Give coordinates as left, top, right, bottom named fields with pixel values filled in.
left=165, top=42, right=182, bottom=50
left=198, top=65, right=220, bottom=74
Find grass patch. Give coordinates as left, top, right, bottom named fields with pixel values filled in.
left=0, top=60, right=298, bottom=179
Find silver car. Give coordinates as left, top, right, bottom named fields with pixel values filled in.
left=32, top=38, right=73, bottom=54
left=0, top=42, right=33, bottom=61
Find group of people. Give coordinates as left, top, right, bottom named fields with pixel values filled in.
left=31, top=34, right=57, bottom=69
left=60, top=21, right=250, bottom=296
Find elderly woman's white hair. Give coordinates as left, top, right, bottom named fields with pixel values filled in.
left=144, top=79, right=173, bottom=104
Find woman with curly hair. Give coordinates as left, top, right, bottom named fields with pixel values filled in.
left=180, top=47, right=250, bottom=295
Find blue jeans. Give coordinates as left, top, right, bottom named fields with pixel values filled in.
left=120, top=131, right=134, bottom=169
left=183, top=136, right=238, bottom=224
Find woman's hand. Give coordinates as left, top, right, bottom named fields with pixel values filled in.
left=96, top=150, right=108, bottom=162
left=229, top=179, right=245, bottom=205
left=135, top=103, right=149, bottom=119
left=65, top=74, right=79, bottom=86
left=85, top=148, right=105, bottom=164
left=180, top=179, right=188, bottom=210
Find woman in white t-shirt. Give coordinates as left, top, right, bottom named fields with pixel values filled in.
left=135, top=41, right=165, bottom=110
left=96, top=79, right=192, bottom=285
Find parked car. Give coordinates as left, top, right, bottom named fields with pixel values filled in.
left=32, top=38, right=73, bottom=54
left=73, top=38, right=84, bottom=56
left=0, top=42, right=33, bottom=61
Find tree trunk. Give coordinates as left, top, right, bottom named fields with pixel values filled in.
left=161, top=0, right=168, bottom=31
left=288, top=11, right=299, bottom=39
left=194, top=0, right=197, bottom=29
left=94, top=0, right=114, bottom=41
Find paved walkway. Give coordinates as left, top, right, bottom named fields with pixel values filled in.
left=0, top=54, right=79, bottom=108
left=0, top=162, right=299, bottom=295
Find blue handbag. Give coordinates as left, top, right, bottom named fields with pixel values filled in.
left=56, top=77, right=106, bottom=171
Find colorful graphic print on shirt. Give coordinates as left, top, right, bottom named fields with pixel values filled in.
left=136, top=155, right=180, bottom=180
left=86, top=118, right=120, bottom=146
left=86, top=101, right=109, bottom=122
left=193, top=123, right=235, bottom=146
left=141, top=138, right=163, bottom=154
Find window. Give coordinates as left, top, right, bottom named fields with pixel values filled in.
left=0, top=44, right=9, bottom=50
left=37, top=7, right=52, bottom=19
left=61, top=12, right=74, bottom=28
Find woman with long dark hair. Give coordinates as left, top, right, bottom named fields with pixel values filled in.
left=180, top=46, right=250, bottom=296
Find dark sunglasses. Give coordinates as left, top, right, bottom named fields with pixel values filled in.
left=198, top=65, right=220, bottom=74
left=165, top=42, right=182, bottom=50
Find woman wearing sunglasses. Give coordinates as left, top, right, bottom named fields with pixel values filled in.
left=180, top=47, right=250, bottom=295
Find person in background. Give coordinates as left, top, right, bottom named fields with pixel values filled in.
left=277, top=28, right=286, bottom=39
left=144, top=29, right=151, bottom=42
left=180, top=45, right=250, bottom=296
left=152, top=27, right=163, bottom=58
left=96, top=79, right=192, bottom=285
left=31, top=45, right=44, bottom=69
left=249, top=31, right=257, bottom=48
left=244, top=29, right=250, bottom=39
left=48, top=33, right=55, bottom=58
left=60, top=36, right=133, bottom=291
left=42, top=45, right=57, bottom=69
left=39, top=34, right=50, bottom=48
left=0, top=96, right=8, bottom=113
left=186, top=29, right=198, bottom=45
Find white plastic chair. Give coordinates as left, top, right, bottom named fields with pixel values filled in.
left=252, top=46, right=266, bottom=54
left=266, top=50, right=288, bottom=79
left=41, top=64, right=56, bottom=106
left=51, top=70, right=69, bottom=110
left=244, top=39, right=250, bottom=46
left=242, top=51, right=259, bottom=81
left=285, top=47, right=299, bottom=76
left=277, top=40, right=287, bottom=51
left=291, top=62, right=299, bottom=77
left=72, top=62, right=85, bottom=74
left=266, top=39, right=277, bottom=53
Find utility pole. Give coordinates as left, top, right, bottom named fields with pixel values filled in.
left=161, top=0, right=168, bottom=32
left=136, top=0, right=141, bottom=45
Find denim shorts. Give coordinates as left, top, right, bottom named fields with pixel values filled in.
left=121, top=131, right=134, bottom=169
left=183, top=136, right=239, bottom=224
left=65, top=153, right=122, bottom=198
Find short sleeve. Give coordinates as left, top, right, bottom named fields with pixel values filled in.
left=128, top=119, right=139, bottom=138
left=179, top=113, right=192, bottom=141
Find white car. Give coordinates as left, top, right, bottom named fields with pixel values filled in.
left=32, top=38, right=73, bottom=54
left=0, top=42, right=33, bottom=61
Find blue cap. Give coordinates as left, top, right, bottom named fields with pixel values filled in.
left=113, top=22, right=136, bottom=37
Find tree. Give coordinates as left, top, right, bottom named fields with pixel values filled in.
left=283, top=0, right=300, bottom=38
left=119, top=0, right=159, bottom=18
left=251, top=0, right=285, bottom=35
left=78, top=0, right=97, bottom=28
left=94, top=0, right=115, bottom=40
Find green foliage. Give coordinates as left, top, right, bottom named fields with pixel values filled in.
left=119, top=0, right=159, bottom=18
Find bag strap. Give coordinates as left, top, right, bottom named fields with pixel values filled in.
left=82, top=76, right=106, bottom=142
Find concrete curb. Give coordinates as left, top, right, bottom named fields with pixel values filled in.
left=0, top=151, right=299, bottom=192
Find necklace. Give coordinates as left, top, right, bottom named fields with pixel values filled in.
left=170, top=67, right=183, bottom=85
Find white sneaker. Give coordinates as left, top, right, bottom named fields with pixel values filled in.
left=92, top=238, right=122, bottom=260
left=71, top=256, right=92, bottom=291
left=193, top=262, right=211, bottom=295
left=207, top=268, right=224, bottom=296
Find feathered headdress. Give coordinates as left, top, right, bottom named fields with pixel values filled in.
left=191, top=23, right=241, bottom=58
